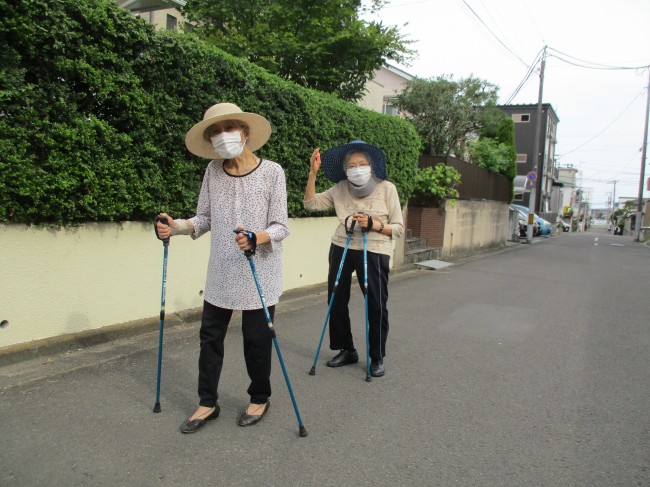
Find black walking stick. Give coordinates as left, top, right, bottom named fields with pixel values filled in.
left=234, top=230, right=308, bottom=437
left=309, top=217, right=357, bottom=375
left=153, top=215, right=170, bottom=413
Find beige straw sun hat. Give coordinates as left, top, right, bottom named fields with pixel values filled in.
left=184, top=103, right=272, bottom=159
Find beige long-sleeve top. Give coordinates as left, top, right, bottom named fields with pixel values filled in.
left=304, top=180, right=404, bottom=256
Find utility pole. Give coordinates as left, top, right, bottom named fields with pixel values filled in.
left=633, top=68, right=649, bottom=242
left=610, top=179, right=618, bottom=227
left=527, top=46, right=546, bottom=244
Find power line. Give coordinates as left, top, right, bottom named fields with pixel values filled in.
left=503, top=48, right=545, bottom=105
left=547, top=47, right=650, bottom=71
left=521, top=0, right=544, bottom=45
left=458, top=0, right=529, bottom=68
left=558, top=91, right=645, bottom=158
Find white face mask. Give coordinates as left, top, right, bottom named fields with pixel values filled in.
left=211, top=131, right=244, bottom=159
left=346, top=166, right=372, bottom=186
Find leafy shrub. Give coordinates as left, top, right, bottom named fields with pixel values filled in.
left=410, top=164, right=461, bottom=208
left=0, top=0, right=421, bottom=225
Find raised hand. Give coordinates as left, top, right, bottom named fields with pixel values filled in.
left=310, top=148, right=321, bottom=174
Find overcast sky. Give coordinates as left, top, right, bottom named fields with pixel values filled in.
left=364, top=0, right=650, bottom=208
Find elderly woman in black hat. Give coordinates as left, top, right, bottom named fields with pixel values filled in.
left=155, top=103, right=289, bottom=433
left=304, top=141, right=404, bottom=377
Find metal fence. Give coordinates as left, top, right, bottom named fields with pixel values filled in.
left=419, top=155, right=511, bottom=203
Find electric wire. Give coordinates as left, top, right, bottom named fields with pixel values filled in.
left=521, top=0, right=544, bottom=45
left=458, top=0, right=529, bottom=68
left=502, top=47, right=544, bottom=105
left=558, top=91, right=645, bottom=158
left=547, top=47, right=650, bottom=71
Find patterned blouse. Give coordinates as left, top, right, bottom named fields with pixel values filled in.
left=189, top=159, right=289, bottom=310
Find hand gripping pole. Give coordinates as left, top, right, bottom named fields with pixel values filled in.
left=153, top=215, right=170, bottom=412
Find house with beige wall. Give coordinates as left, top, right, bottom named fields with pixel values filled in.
left=119, top=0, right=189, bottom=31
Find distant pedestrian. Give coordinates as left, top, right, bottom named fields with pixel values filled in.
left=303, top=140, right=404, bottom=377
left=155, top=103, right=289, bottom=433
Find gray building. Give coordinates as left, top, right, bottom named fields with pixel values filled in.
left=500, top=103, right=560, bottom=214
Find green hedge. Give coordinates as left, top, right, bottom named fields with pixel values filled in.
left=0, top=0, right=421, bottom=225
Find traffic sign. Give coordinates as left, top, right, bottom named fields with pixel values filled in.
left=527, top=171, right=537, bottom=182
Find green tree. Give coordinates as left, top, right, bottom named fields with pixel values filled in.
left=467, top=109, right=516, bottom=176
left=614, top=200, right=637, bottom=230
left=395, top=75, right=498, bottom=157
left=180, top=0, right=414, bottom=101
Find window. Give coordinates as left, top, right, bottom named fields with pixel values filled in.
left=516, top=154, right=527, bottom=163
left=511, top=114, right=530, bottom=123
left=383, top=103, right=399, bottom=116
left=513, top=193, right=524, bottom=201
left=166, top=14, right=177, bottom=30
left=184, top=22, right=194, bottom=32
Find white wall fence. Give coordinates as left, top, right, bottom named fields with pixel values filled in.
left=1, top=202, right=508, bottom=352
left=441, top=201, right=510, bottom=259
left=1, top=218, right=341, bottom=351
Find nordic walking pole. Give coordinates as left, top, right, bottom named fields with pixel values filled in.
left=234, top=230, right=308, bottom=437
left=360, top=213, right=372, bottom=383
left=153, top=215, right=170, bottom=413
left=309, top=217, right=357, bottom=375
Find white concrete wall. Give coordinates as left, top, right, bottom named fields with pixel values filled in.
left=0, top=219, right=329, bottom=348
left=0, top=217, right=403, bottom=349
left=442, top=201, right=509, bottom=258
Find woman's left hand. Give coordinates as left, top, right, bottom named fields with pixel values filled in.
left=352, top=212, right=373, bottom=231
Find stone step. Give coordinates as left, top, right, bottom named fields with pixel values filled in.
left=404, top=246, right=441, bottom=264
left=405, top=236, right=428, bottom=252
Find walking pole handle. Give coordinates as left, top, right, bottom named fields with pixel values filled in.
left=343, top=215, right=358, bottom=235
left=358, top=212, right=373, bottom=234
left=346, top=212, right=372, bottom=234
left=233, top=229, right=257, bottom=257
left=154, top=215, right=170, bottom=246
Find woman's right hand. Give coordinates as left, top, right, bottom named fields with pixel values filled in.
left=310, top=148, right=321, bottom=174
left=155, top=213, right=176, bottom=239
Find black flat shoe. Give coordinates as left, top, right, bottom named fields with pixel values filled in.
left=326, top=349, right=359, bottom=368
left=238, top=401, right=270, bottom=427
left=180, top=405, right=220, bottom=434
left=370, top=359, right=385, bottom=377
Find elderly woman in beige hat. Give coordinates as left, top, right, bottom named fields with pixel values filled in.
left=156, top=103, right=289, bottom=433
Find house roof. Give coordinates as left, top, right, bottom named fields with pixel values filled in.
left=120, top=0, right=185, bottom=12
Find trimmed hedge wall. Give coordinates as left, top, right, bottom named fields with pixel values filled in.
left=0, top=0, right=421, bottom=225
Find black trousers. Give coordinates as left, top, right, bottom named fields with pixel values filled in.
left=197, top=301, right=274, bottom=407
left=327, top=243, right=390, bottom=361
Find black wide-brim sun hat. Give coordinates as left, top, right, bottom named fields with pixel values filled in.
left=320, top=140, right=387, bottom=183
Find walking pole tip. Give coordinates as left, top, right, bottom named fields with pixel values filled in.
left=365, top=374, right=372, bottom=383
left=299, top=426, right=308, bottom=437
left=153, top=402, right=161, bottom=413
left=309, top=366, right=316, bottom=376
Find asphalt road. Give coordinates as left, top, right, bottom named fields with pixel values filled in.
left=1, top=230, right=649, bottom=486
